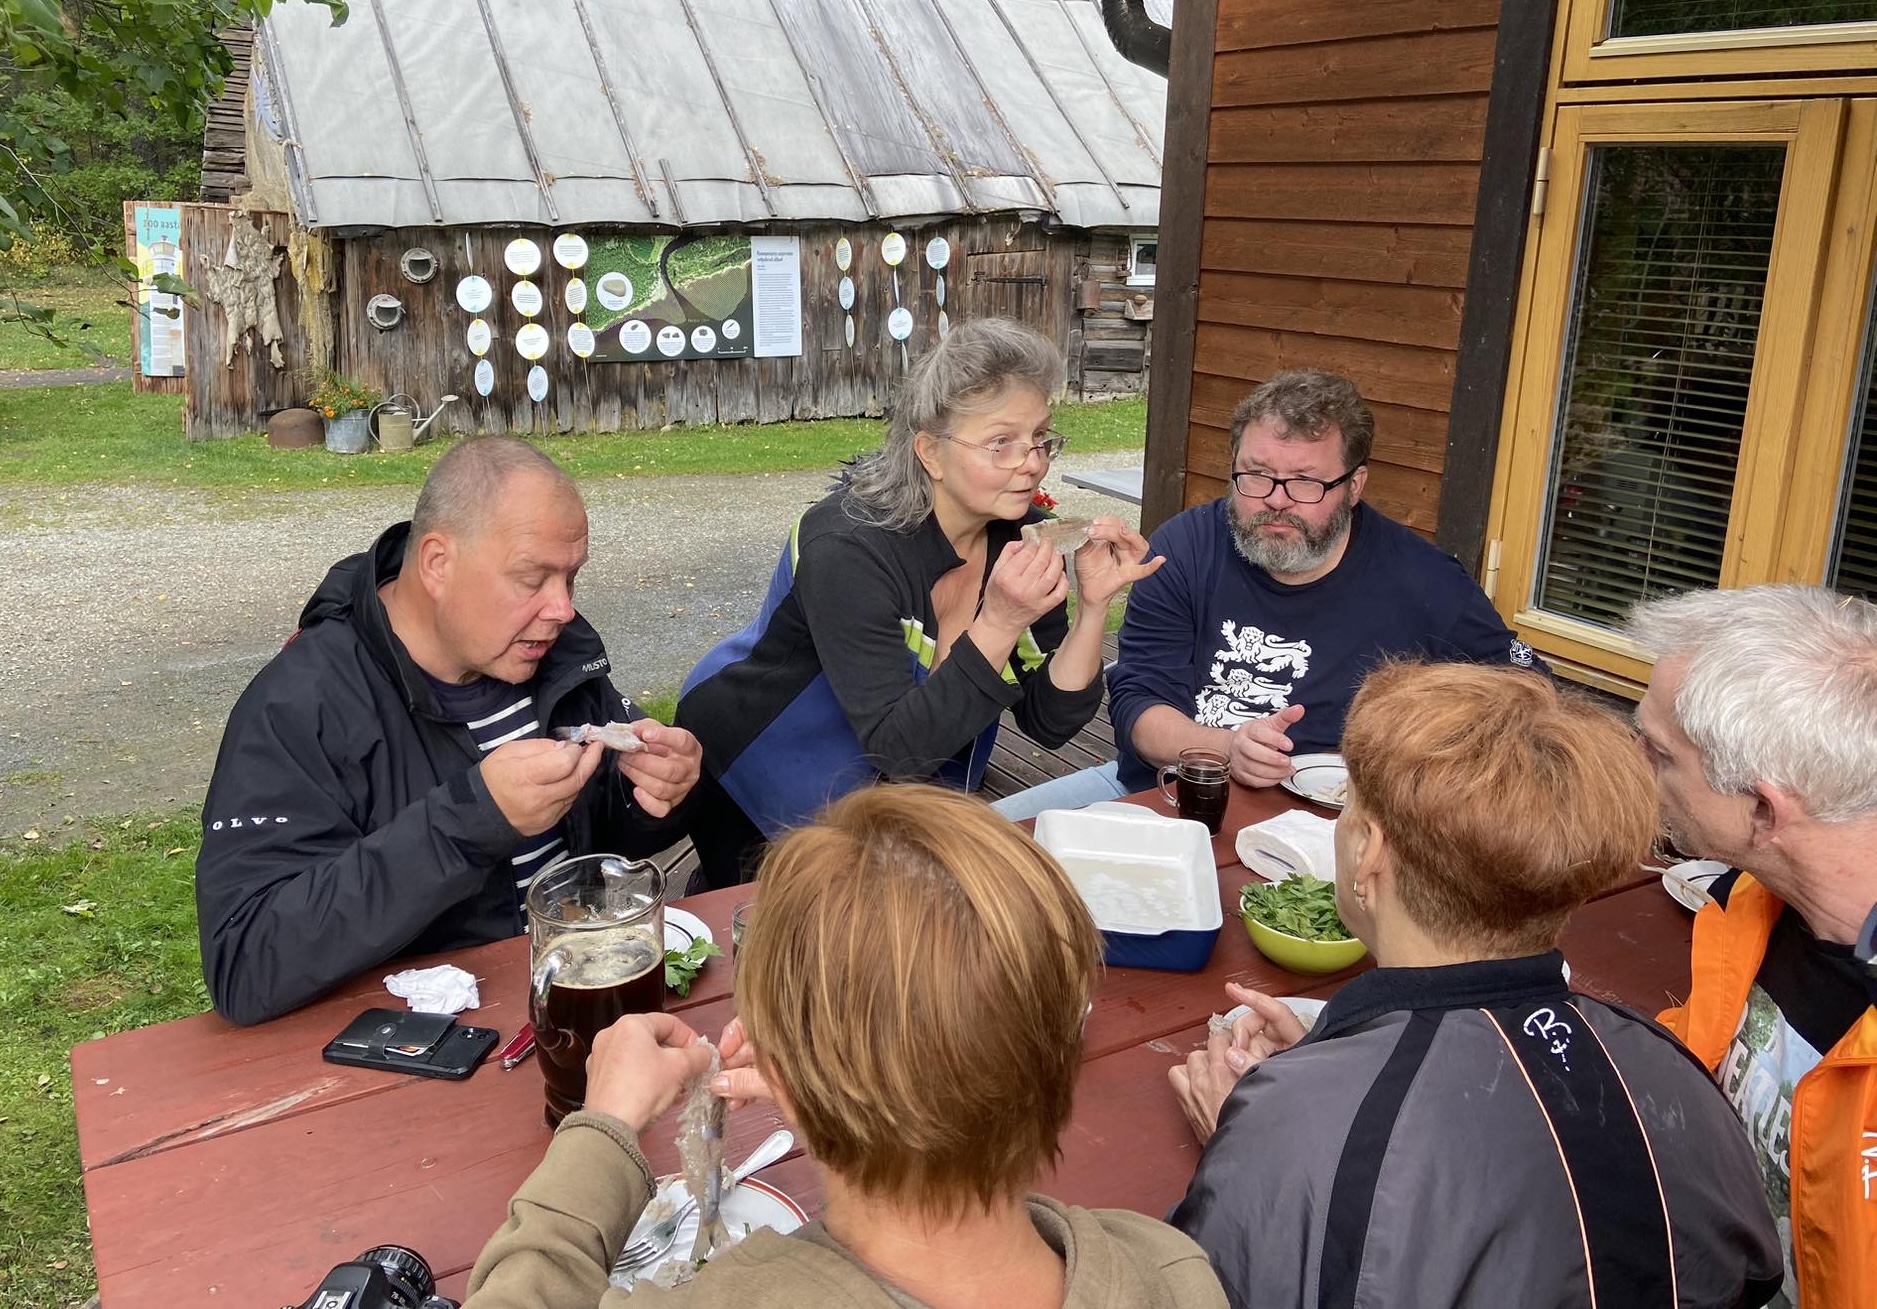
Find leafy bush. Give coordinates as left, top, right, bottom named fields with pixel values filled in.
left=0, top=225, right=89, bottom=279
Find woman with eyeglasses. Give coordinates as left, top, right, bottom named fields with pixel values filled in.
left=675, top=318, right=1160, bottom=886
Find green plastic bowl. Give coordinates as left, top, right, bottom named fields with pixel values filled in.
left=1242, top=913, right=1369, bottom=975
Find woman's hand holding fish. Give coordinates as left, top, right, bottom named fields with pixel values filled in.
left=1071, top=517, right=1162, bottom=608
left=584, top=1012, right=714, bottom=1131
left=710, top=1017, right=778, bottom=1111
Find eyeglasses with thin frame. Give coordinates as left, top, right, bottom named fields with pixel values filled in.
left=1229, top=465, right=1362, bottom=505
left=936, top=431, right=1069, bottom=469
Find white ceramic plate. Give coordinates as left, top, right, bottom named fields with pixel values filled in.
left=1661, top=859, right=1728, bottom=912
left=1280, top=753, right=1348, bottom=809
left=611, top=1175, right=806, bottom=1289
left=664, top=907, right=714, bottom=953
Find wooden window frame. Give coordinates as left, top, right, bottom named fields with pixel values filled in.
left=1486, top=99, right=1852, bottom=690
left=1562, top=0, right=1877, bottom=83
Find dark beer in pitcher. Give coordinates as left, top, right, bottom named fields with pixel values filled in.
left=532, top=931, right=665, bottom=1127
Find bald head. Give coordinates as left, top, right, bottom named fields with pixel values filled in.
left=407, top=437, right=580, bottom=561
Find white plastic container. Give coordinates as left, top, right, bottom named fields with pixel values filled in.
left=1034, top=803, right=1223, bottom=971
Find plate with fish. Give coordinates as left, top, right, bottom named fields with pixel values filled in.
left=1280, top=753, right=1348, bottom=810
left=610, top=1175, right=808, bottom=1289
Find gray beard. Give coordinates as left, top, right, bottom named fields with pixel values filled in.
left=1230, top=495, right=1354, bottom=577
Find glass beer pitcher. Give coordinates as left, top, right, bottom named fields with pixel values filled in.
left=527, top=854, right=667, bottom=1127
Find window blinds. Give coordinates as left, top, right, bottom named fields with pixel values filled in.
left=1536, top=145, right=1786, bottom=629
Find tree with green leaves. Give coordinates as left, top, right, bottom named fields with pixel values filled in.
left=1, top=0, right=345, bottom=343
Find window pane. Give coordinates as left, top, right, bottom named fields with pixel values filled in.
left=1829, top=287, right=1877, bottom=600
left=1535, top=145, right=1786, bottom=630
left=1611, top=1, right=1877, bottom=39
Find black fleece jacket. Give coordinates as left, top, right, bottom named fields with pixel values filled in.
left=194, top=523, right=677, bottom=1025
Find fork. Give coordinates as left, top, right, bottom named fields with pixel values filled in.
left=612, top=1128, right=794, bottom=1273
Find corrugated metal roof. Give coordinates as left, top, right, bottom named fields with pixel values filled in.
left=256, top=0, right=1165, bottom=231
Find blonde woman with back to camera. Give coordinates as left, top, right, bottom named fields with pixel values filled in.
left=462, top=784, right=1227, bottom=1309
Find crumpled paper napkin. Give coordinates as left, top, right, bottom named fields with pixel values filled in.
left=384, top=964, right=480, bottom=1014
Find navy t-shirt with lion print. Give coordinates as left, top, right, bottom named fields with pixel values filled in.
left=1109, top=500, right=1540, bottom=791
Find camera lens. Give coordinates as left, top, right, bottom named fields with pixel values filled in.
left=354, top=1245, right=436, bottom=1306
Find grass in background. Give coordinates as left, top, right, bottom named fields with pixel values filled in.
left=0, top=272, right=130, bottom=372
left=0, top=388, right=1145, bottom=490
left=0, top=812, right=207, bottom=1309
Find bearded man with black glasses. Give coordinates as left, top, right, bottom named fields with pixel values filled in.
left=995, top=370, right=1540, bottom=819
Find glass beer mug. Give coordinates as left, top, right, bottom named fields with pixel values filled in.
left=527, top=854, right=667, bottom=1127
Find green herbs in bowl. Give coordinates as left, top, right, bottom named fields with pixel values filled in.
left=1239, top=875, right=1368, bottom=975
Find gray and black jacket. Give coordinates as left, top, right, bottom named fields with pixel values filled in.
left=195, top=523, right=679, bottom=1026
left=1174, top=953, right=1783, bottom=1309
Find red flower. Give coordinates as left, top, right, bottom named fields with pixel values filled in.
left=1031, top=489, right=1058, bottom=511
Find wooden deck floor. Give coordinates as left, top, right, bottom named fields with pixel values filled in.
left=978, top=633, right=1120, bottom=801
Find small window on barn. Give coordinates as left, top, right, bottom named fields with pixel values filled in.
left=1128, top=237, right=1157, bottom=288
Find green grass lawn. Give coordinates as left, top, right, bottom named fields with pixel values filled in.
left=0, top=273, right=131, bottom=372
left=0, top=384, right=1145, bottom=490
left=0, top=813, right=207, bottom=1309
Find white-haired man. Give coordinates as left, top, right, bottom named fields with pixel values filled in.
left=196, top=438, right=701, bottom=1025
left=1630, top=584, right=1877, bottom=1308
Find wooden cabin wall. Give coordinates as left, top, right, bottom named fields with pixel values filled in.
left=1078, top=231, right=1152, bottom=398
left=1156, top=0, right=1501, bottom=537
left=330, top=218, right=1137, bottom=440
left=176, top=204, right=312, bottom=439
left=199, top=28, right=253, bottom=204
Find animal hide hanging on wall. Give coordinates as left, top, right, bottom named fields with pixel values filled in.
left=204, top=217, right=287, bottom=370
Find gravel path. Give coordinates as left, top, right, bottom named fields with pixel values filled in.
left=0, top=365, right=132, bottom=388
left=0, top=451, right=1144, bottom=835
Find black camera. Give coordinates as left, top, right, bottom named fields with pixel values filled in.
left=286, top=1245, right=459, bottom=1309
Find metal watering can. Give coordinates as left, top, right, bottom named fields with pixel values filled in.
left=371, top=393, right=459, bottom=452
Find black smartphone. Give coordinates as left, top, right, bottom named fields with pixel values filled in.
left=321, top=1007, right=500, bottom=1081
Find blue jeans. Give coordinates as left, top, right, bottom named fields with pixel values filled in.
left=990, top=761, right=1127, bottom=821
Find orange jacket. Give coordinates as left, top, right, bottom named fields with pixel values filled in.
left=1659, top=873, right=1877, bottom=1306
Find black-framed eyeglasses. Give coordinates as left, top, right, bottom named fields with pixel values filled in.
left=937, top=431, right=1069, bottom=469
left=1229, top=465, right=1362, bottom=505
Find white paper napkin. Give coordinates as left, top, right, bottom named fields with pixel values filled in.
left=1235, top=810, right=1338, bottom=883
left=383, top=964, right=480, bottom=1014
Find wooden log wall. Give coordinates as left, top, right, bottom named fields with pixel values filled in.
left=1154, top=0, right=1502, bottom=538
left=1079, top=231, right=1153, bottom=397
left=200, top=27, right=253, bottom=204
left=330, top=217, right=1142, bottom=440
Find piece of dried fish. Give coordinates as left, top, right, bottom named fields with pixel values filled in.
left=1021, top=516, right=1094, bottom=555
left=554, top=721, right=645, bottom=753
left=678, top=1040, right=730, bottom=1261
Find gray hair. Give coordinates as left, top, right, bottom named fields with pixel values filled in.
left=1230, top=369, right=1376, bottom=470
left=407, top=437, right=579, bottom=558
left=843, top=317, right=1064, bottom=531
left=1626, top=585, right=1877, bottom=822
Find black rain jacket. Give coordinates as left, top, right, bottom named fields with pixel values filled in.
left=195, top=523, right=676, bottom=1025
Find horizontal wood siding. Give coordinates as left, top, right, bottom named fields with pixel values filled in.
left=1175, top=0, right=1502, bottom=538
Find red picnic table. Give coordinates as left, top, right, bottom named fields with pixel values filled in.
left=69, top=784, right=1692, bottom=1308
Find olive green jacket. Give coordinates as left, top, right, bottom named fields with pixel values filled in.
left=465, top=1111, right=1227, bottom=1309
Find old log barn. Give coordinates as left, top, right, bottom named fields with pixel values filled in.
left=1137, top=0, right=1877, bottom=698
left=147, top=0, right=1166, bottom=441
